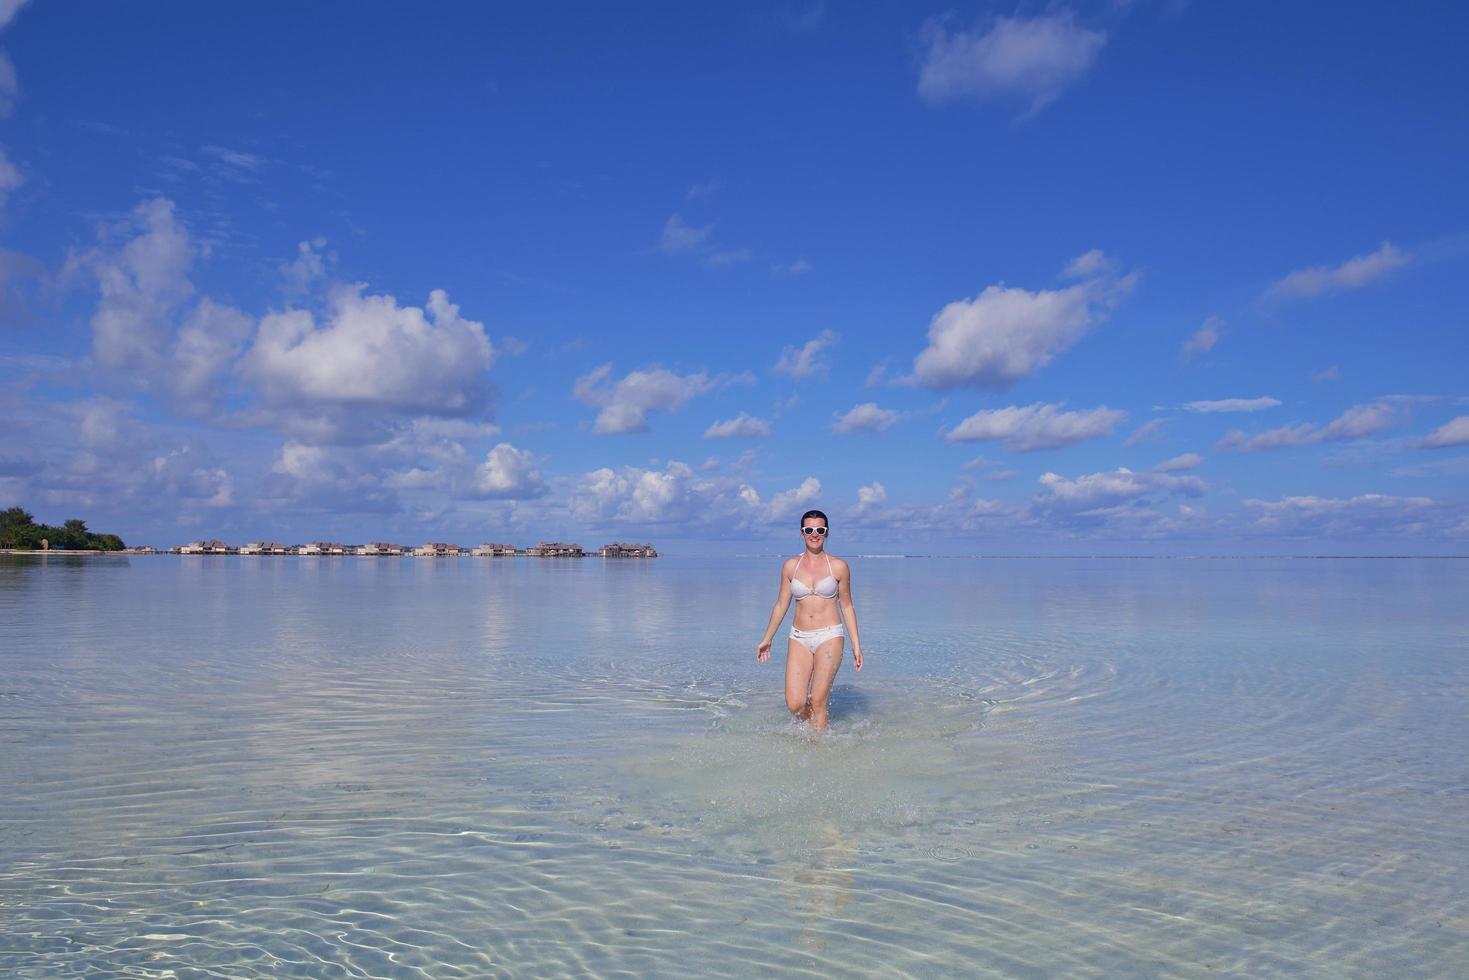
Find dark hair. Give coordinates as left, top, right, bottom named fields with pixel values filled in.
left=799, top=509, right=828, bottom=529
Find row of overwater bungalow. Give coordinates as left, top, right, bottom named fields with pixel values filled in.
left=172, top=540, right=657, bottom=558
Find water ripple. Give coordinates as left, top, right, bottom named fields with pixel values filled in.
left=3, top=556, right=1468, bottom=976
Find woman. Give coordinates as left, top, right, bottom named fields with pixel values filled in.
left=756, top=509, right=864, bottom=731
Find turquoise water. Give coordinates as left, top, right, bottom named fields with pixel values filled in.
left=2, top=554, right=1467, bottom=977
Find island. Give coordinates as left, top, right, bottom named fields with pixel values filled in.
left=0, top=508, right=126, bottom=552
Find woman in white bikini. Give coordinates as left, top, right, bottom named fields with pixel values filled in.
left=755, top=509, right=864, bottom=731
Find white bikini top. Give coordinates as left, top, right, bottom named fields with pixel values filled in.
left=790, top=553, right=838, bottom=600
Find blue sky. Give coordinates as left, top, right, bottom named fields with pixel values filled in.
left=1, top=1, right=1466, bottom=554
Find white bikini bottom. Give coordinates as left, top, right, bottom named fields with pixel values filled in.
left=789, top=623, right=846, bottom=654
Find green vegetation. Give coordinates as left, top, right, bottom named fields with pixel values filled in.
left=0, top=508, right=126, bottom=551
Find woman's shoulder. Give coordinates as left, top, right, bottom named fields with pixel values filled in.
left=829, top=554, right=850, bottom=573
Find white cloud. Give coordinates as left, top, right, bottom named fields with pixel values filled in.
left=569, top=461, right=690, bottom=525
left=252, top=417, right=503, bottom=510
left=1218, top=423, right=1318, bottom=452
left=971, top=497, right=1007, bottom=515
left=569, top=460, right=767, bottom=527
left=1062, top=249, right=1113, bottom=279
left=393, top=417, right=501, bottom=446
left=282, top=238, right=329, bottom=291
left=707, top=247, right=753, bottom=268
left=13, top=399, right=240, bottom=519
left=1185, top=396, right=1280, bottom=413
left=148, top=448, right=234, bottom=508
left=1243, top=493, right=1435, bottom=537
left=573, top=364, right=715, bottom=434
left=201, top=144, right=267, bottom=177
left=1268, top=242, right=1411, bottom=299
left=767, top=477, right=823, bottom=520
left=911, top=272, right=1129, bottom=390
left=1219, top=401, right=1403, bottom=452
left=1181, top=316, right=1222, bottom=361
left=855, top=482, right=887, bottom=512
left=469, top=442, right=547, bottom=499
left=917, top=12, right=1107, bottom=114
left=1312, top=365, right=1341, bottom=383
left=172, top=298, right=254, bottom=410
left=658, top=213, right=752, bottom=269
left=260, top=440, right=400, bottom=514
left=833, top=402, right=901, bottom=434
left=89, top=198, right=196, bottom=374
left=566, top=464, right=817, bottom=530
left=269, top=441, right=325, bottom=481
left=79, top=198, right=254, bottom=412
left=1123, top=418, right=1167, bottom=448
left=382, top=467, right=443, bottom=491
left=1320, top=400, right=1400, bottom=440
left=945, top=402, right=1124, bottom=451
left=73, top=398, right=150, bottom=454
left=243, top=284, right=495, bottom=420
left=0, top=0, right=29, bottom=31
left=659, top=213, right=712, bottom=254
left=1153, top=452, right=1204, bottom=473
left=774, top=329, right=838, bottom=379
left=704, top=412, right=771, bottom=439
left=1419, top=416, right=1469, bottom=449
left=845, top=481, right=1013, bottom=533
left=1034, top=466, right=1205, bottom=512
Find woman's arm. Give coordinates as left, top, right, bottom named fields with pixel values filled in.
left=836, top=559, right=863, bottom=672
left=756, top=559, right=794, bottom=663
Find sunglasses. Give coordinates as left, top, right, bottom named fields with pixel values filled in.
left=801, top=526, right=828, bottom=536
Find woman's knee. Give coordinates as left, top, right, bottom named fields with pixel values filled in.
left=785, top=694, right=808, bottom=714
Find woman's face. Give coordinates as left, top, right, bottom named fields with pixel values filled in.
left=800, top=517, right=828, bottom=551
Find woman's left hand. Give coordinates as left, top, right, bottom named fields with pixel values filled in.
left=852, top=647, right=863, bottom=672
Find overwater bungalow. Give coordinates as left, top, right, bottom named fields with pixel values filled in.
left=413, top=542, right=464, bottom=557
left=239, top=541, right=293, bottom=555
left=178, top=539, right=236, bottom=554
left=599, top=542, right=658, bottom=558
left=527, top=541, right=583, bottom=557
left=298, top=541, right=348, bottom=555
left=356, top=542, right=406, bottom=556
left=470, top=543, right=518, bottom=556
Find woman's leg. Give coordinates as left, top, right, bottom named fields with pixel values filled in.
left=784, top=638, right=815, bottom=720
left=806, top=637, right=844, bottom=731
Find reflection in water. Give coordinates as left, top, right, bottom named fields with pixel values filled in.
left=780, top=821, right=858, bottom=954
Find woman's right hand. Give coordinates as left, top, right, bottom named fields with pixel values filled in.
left=756, top=639, right=772, bottom=663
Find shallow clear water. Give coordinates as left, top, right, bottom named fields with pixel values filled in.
left=2, top=554, right=1467, bottom=977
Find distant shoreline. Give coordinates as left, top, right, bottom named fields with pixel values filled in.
left=748, top=553, right=1469, bottom=560
left=5, top=550, right=1465, bottom=560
